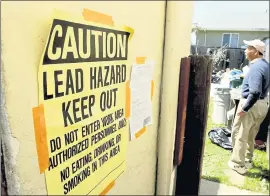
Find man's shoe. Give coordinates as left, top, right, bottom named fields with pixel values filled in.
left=245, top=161, right=253, bottom=169
left=228, top=161, right=247, bottom=175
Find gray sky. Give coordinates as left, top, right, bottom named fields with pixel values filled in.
left=193, top=1, right=269, bottom=29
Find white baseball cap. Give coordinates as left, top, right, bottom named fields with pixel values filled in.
left=243, top=39, right=265, bottom=54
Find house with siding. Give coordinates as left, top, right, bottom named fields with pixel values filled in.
left=191, top=27, right=269, bottom=69
left=193, top=27, right=269, bottom=48
left=192, top=2, right=269, bottom=48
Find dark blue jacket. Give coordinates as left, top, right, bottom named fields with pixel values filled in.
left=242, top=58, right=269, bottom=112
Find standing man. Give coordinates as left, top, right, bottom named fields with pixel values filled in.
left=228, top=39, right=269, bottom=175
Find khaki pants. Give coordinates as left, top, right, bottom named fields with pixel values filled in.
left=230, top=98, right=268, bottom=167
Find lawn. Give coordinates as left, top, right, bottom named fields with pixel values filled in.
left=201, top=99, right=269, bottom=194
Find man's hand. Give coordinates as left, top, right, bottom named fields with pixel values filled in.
left=237, top=110, right=246, bottom=117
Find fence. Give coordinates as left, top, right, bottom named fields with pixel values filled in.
left=190, top=45, right=249, bottom=70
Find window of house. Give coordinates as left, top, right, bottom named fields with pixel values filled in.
left=222, top=33, right=239, bottom=48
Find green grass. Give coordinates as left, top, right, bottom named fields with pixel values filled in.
left=202, top=99, right=269, bottom=194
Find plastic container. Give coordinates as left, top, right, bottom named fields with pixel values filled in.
left=230, top=78, right=243, bottom=89
left=212, top=87, right=231, bottom=124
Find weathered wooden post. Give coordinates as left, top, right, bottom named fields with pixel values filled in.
left=174, top=57, right=191, bottom=166
left=175, top=55, right=212, bottom=195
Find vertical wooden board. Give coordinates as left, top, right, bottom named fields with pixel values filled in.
left=175, top=55, right=212, bottom=195
left=173, top=57, right=191, bottom=166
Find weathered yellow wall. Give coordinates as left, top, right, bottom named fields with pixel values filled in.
left=157, top=1, right=194, bottom=195
left=1, top=1, right=193, bottom=195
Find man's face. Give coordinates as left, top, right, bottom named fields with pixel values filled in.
left=245, top=46, right=259, bottom=61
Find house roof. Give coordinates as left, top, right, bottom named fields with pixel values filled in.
left=192, top=26, right=269, bottom=32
